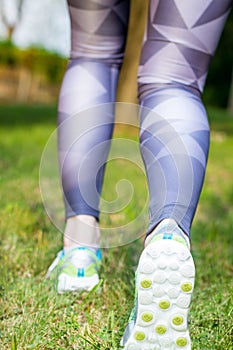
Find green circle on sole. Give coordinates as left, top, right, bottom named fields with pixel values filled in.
left=134, top=331, right=146, bottom=341
left=159, top=300, right=170, bottom=309
left=181, top=282, right=193, bottom=292
left=140, top=279, right=152, bottom=289
left=172, top=316, right=184, bottom=325
left=142, top=312, right=153, bottom=322
left=155, top=325, right=167, bottom=334
left=176, top=337, right=188, bottom=347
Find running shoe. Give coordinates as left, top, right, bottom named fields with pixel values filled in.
left=121, top=220, right=195, bottom=349
left=46, top=247, right=101, bottom=293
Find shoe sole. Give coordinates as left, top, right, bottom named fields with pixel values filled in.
left=123, top=240, right=195, bottom=350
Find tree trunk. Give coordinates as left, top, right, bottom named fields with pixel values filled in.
left=0, top=0, right=24, bottom=42
left=7, top=25, right=15, bottom=41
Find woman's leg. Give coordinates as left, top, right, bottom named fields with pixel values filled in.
left=58, top=0, right=130, bottom=247
left=138, top=0, right=232, bottom=237
left=122, top=1, right=232, bottom=348
left=46, top=0, right=130, bottom=293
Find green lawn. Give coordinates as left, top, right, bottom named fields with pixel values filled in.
left=0, top=104, right=233, bottom=349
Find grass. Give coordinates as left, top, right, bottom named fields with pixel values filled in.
left=0, top=103, right=233, bottom=349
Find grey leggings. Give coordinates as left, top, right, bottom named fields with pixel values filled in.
left=58, top=0, right=232, bottom=235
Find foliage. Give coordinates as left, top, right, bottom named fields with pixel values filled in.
left=0, top=40, right=67, bottom=83
left=203, top=10, right=233, bottom=108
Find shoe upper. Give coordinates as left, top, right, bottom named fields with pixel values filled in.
left=46, top=247, right=102, bottom=285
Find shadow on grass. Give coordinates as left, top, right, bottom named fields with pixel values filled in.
left=207, top=106, right=233, bottom=135
left=1, top=103, right=233, bottom=129
left=0, top=103, right=57, bottom=127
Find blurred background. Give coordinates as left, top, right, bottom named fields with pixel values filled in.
left=0, top=0, right=232, bottom=110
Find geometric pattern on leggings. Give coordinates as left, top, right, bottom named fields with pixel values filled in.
left=58, top=0, right=130, bottom=218
left=58, top=60, right=119, bottom=217
left=139, top=0, right=232, bottom=95
left=139, top=87, right=210, bottom=234
left=58, top=60, right=118, bottom=119
left=59, top=0, right=232, bottom=225
left=67, top=0, right=130, bottom=63
left=58, top=0, right=130, bottom=219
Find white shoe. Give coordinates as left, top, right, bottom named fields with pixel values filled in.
left=121, top=220, right=195, bottom=349
left=46, top=247, right=102, bottom=294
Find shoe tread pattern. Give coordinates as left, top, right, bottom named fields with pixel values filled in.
left=124, top=240, right=195, bottom=350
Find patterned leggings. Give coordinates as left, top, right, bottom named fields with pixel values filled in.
left=58, top=0, right=232, bottom=236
